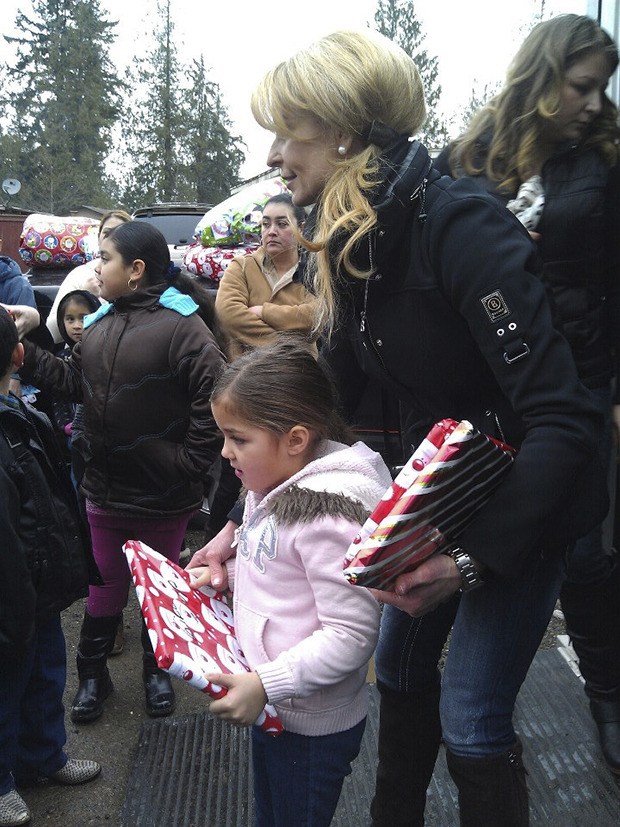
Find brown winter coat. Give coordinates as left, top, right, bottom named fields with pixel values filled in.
left=21, top=283, right=225, bottom=516
left=215, top=247, right=317, bottom=360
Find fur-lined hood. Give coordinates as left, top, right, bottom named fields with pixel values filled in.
left=244, top=439, right=392, bottom=527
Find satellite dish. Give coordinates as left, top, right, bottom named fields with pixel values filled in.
left=2, top=178, right=21, bottom=196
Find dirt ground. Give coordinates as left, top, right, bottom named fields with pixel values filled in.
left=18, top=527, right=568, bottom=826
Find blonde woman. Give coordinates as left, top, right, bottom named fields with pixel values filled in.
left=241, top=28, right=605, bottom=826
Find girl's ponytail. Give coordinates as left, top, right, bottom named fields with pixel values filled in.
left=212, top=336, right=355, bottom=444
left=167, top=268, right=227, bottom=352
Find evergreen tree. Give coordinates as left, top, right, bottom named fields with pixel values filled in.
left=2, top=0, right=122, bottom=213
left=119, top=2, right=243, bottom=210
left=118, top=0, right=180, bottom=208
left=451, top=81, right=502, bottom=136
left=177, top=56, right=245, bottom=205
left=372, top=0, right=449, bottom=149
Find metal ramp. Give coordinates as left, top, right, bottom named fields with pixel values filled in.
left=121, top=648, right=620, bottom=826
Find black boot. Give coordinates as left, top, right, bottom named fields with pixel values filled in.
left=560, top=559, right=620, bottom=772
left=446, top=740, right=529, bottom=826
left=109, top=611, right=125, bottom=656
left=589, top=699, right=620, bottom=774
left=70, top=612, right=119, bottom=723
left=370, top=681, right=442, bottom=827
left=141, top=622, right=175, bottom=717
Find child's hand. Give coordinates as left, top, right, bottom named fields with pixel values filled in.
left=188, top=566, right=212, bottom=590
left=206, top=672, right=268, bottom=727
left=186, top=520, right=237, bottom=592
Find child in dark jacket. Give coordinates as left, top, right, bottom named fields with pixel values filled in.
left=51, top=290, right=102, bottom=467
left=53, top=290, right=128, bottom=655
left=19, top=222, right=226, bottom=724
left=0, top=307, right=101, bottom=827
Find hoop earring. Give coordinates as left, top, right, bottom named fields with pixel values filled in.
left=337, top=145, right=347, bottom=156
left=127, top=278, right=138, bottom=292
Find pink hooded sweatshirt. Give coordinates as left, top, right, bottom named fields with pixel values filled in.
left=226, top=439, right=392, bottom=736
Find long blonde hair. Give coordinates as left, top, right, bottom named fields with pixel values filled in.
left=251, top=30, right=426, bottom=333
left=448, top=14, right=620, bottom=194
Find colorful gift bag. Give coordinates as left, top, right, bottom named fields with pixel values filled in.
left=124, top=540, right=283, bottom=735
left=343, top=419, right=516, bottom=590
left=183, top=243, right=259, bottom=283
left=196, top=178, right=290, bottom=247
left=19, top=214, right=99, bottom=268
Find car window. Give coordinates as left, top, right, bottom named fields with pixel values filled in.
left=133, top=214, right=202, bottom=246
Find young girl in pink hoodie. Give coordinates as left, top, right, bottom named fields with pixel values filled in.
left=191, top=339, right=391, bottom=826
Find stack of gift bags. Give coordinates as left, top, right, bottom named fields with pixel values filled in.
left=19, top=214, right=100, bottom=269
left=184, top=177, right=291, bottom=286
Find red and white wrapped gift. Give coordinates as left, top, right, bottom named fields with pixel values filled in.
left=343, top=419, right=516, bottom=590
left=183, top=242, right=259, bottom=283
left=124, top=540, right=283, bottom=735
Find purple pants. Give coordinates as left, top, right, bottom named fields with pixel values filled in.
left=86, top=507, right=191, bottom=617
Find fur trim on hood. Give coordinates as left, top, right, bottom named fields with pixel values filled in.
left=267, top=486, right=370, bottom=526
left=247, top=439, right=392, bottom=527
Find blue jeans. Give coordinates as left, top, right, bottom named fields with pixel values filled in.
left=251, top=718, right=366, bottom=826
left=0, top=613, right=68, bottom=793
left=564, top=383, right=615, bottom=584
left=375, top=549, right=563, bottom=758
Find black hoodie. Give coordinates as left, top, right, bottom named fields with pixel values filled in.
left=51, top=290, right=102, bottom=438
left=55, top=289, right=102, bottom=349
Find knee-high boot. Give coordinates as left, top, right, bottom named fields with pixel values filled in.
left=70, top=612, right=119, bottom=723
left=560, top=560, right=620, bottom=772
left=370, top=681, right=442, bottom=827
left=141, top=621, right=175, bottom=717
left=446, top=740, right=529, bottom=827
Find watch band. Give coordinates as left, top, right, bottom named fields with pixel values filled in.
left=445, top=547, right=484, bottom=591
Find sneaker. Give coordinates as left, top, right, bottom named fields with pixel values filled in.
left=0, top=790, right=31, bottom=826
left=47, top=759, right=101, bottom=786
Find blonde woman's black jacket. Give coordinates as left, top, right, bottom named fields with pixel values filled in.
left=321, top=138, right=605, bottom=579
left=21, top=283, right=225, bottom=516
left=435, top=136, right=620, bottom=392
left=0, top=396, right=98, bottom=653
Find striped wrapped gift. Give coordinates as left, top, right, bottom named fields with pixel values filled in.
left=343, top=419, right=515, bottom=590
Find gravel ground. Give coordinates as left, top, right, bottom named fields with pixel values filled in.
left=19, top=527, right=569, bottom=826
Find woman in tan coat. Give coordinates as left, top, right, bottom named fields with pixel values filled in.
left=215, top=193, right=317, bottom=360
left=206, top=194, right=317, bottom=539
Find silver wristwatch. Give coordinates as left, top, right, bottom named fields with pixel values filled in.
left=444, top=547, right=484, bottom=591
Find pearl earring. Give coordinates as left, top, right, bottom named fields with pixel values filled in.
left=338, top=145, right=347, bottom=156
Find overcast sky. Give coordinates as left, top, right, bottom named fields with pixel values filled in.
left=2, top=0, right=589, bottom=178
